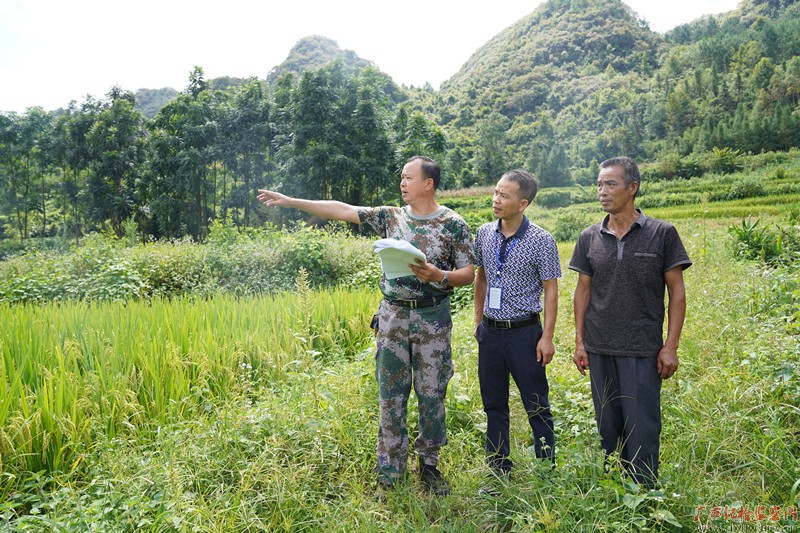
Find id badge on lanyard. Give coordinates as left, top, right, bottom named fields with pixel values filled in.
left=488, top=287, right=503, bottom=310
left=490, top=233, right=517, bottom=311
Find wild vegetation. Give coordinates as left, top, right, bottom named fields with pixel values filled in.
left=1, top=154, right=799, bottom=529
left=1, top=0, right=799, bottom=529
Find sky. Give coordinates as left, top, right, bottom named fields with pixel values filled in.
left=0, top=0, right=741, bottom=114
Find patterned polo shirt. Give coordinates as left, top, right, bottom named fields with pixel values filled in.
left=568, top=210, right=692, bottom=357
left=474, top=216, right=562, bottom=320
left=358, top=205, right=475, bottom=300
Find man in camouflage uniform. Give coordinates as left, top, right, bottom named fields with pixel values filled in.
left=257, top=156, right=475, bottom=496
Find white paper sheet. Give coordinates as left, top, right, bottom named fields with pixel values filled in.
left=373, top=239, right=426, bottom=279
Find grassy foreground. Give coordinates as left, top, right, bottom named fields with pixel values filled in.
left=2, top=218, right=798, bottom=531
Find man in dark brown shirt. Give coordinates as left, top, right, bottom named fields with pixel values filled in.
left=569, top=156, right=691, bottom=488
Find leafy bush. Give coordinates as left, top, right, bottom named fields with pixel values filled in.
left=727, top=177, right=766, bottom=200
left=552, top=210, right=594, bottom=242
left=0, top=234, right=149, bottom=303
left=728, top=217, right=800, bottom=267
left=441, top=196, right=490, bottom=211
left=536, top=190, right=572, bottom=208
left=748, top=268, right=800, bottom=335
left=773, top=182, right=800, bottom=195
left=741, top=149, right=793, bottom=171
left=460, top=208, right=495, bottom=233
left=0, top=240, right=25, bottom=260
left=129, top=239, right=215, bottom=297
left=450, top=284, right=474, bottom=314
left=640, top=152, right=703, bottom=180
left=706, top=147, right=744, bottom=174
left=0, top=223, right=377, bottom=304
left=342, top=259, right=382, bottom=289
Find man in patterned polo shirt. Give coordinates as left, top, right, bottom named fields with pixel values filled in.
left=257, top=156, right=475, bottom=496
left=569, top=156, right=691, bottom=488
left=473, top=169, right=561, bottom=480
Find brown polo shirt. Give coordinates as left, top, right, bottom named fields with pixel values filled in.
left=568, top=210, right=692, bottom=357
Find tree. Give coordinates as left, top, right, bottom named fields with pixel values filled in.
left=51, top=99, right=100, bottom=243
left=149, top=68, right=217, bottom=239
left=665, top=85, right=695, bottom=135
left=275, top=63, right=398, bottom=210
left=473, top=112, right=510, bottom=186
left=85, top=87, right=148, bottom=235
left=350, top=68, right=396, bottom=205
left=218, top=79, right=273, bottom=228
left=278, top=65, right=342, bottom=201
left=0, top=109, right=54, bottom=241
left=0, top=113, right=21, bottom=239
left=396, top=109, right=447, bottom=161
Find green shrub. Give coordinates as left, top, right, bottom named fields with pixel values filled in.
left=129, top=239, right=214, bottom=298
left=450, top=284, right=474, bottom=314
left=728, top=177, right=765, bottom=200
left=707, top=147, right=744, bottom=174
left=642, top=152, right=703, bottom=180
left=749, top=268, right=800, bottom=335
left=773, top=182, right=800, bottom=195
left=727, top=217, right=800, bottom=267
left=552, top=210, right=594, bottom=242
left=536, top=190, right=572, bottom=208
left=342, top=259, right=382, bottom=289
left=0, top=225, right=378, bottom=304
left=742, top=150, right=792, bottom=171
left=0, top=240, right=25, bottom=260
left=441, top=196, right=490, bottom=211
left=0, top=234, right=140, bottom=303
left=461, top=208, right=495, bottom=233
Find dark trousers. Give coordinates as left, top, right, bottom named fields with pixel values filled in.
left=477, top=321, right=554, bottom=472
left=588, top=353, right=662, bottom=487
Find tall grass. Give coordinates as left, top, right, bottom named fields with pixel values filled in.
left=0, top=285, right=379, bottom=480
left=3, top=224, right=798, bottom=531
left=3, top=162, right=800, bottom=529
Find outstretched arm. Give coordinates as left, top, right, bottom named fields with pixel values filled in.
left=256, top=189, right=361, bottom=225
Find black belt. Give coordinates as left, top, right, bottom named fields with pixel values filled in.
left=483, top=313, right=540, bottom=329
left=384, top=296, right=447, bottom=309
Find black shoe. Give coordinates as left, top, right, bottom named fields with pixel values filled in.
left=419, top=461, right=450, bottom=496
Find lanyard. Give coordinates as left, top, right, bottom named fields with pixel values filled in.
left=494, top=232, right=518, bottom=279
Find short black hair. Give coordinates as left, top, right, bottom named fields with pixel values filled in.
left=600, top=156, right=640, bottom=196
left=500, top=169, right=538, bottom=204
left=407, top=155, right=441, bottom=189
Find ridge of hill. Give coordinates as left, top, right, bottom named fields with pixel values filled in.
left=266, top=35, right=376, bottom=84
left=409, top=0, right=800, bottom=186
left=442, top=0, right=663, bottom=98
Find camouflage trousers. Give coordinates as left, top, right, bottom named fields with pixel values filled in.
left=374, top=297, right=454, bottom=483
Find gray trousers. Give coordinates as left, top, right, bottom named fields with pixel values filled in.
left=588, top=353, right=662, bottom=487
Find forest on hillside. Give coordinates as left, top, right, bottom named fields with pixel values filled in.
left=1, top=0, right=799, bottom=244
